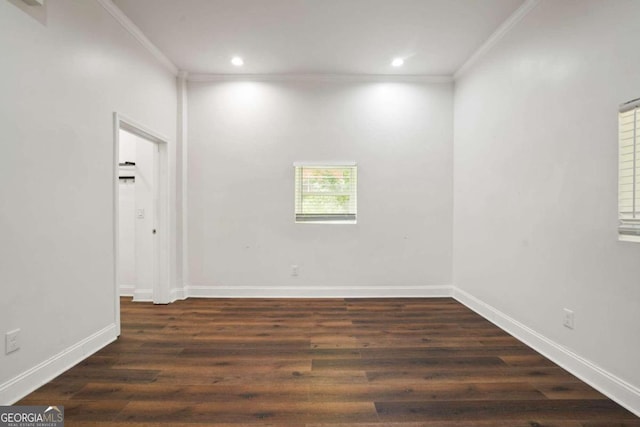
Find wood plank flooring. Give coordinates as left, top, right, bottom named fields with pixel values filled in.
left=18, top=297, right=639, bottom=426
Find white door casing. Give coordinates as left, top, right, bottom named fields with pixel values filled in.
left=113, top=113, right=171, bottom=334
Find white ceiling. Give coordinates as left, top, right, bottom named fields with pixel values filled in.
left=113, top=0, right=525, bottom=76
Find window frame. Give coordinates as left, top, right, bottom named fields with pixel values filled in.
left=618, top=98, right=640, bottom=242
left=293, top=162, right=357, bottom=224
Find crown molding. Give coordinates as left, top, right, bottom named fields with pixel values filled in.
left=454, top=0, right=540, bottom=80
left=187, top=73, right=453, bottom=84
left=95, top=0, right=178, bottom=76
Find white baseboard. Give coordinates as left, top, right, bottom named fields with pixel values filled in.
left=119, top=284, right=134, bottom=296
left=132, top=288, right=153, bottom=302
left=126, top=288, right=183, bottom=302
left=452, top=287, right=640, bottom=418
left=127, top=287, right=187, bottom=303
left=185, top=284, right=453, bottom=298
left=170, top=287, right=187, bottom=302
left=0, top=323, right=117, bottom=405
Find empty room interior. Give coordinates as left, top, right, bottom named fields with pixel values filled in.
left=1, top=0, right=640, bottom=425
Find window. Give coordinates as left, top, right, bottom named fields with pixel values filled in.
left=294, top=163, right=357, bottom=223
left=619, top=98, right=640, bottom=240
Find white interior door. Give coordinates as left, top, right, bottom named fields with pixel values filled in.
left=132, top=132, right=158, bottom=301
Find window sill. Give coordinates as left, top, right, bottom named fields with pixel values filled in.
left=295, top=220, right=357, bottom=225
left=619, top=234, right=640, bottom=243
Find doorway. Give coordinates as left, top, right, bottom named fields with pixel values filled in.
left=113, top=113, right=170, bottom=334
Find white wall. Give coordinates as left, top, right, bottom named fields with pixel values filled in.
left=0, top=0, right=177, bottom=403
left=118, top=132, right=136, bottom=291
left=187, top=78, right=453, bottom=295
left=118, top=177, right=136, bottom=290
left=133, top=133, right=157, bottom=301
left=454, top=0, right=640, bottom=409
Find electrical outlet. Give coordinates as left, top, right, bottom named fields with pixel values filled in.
left=291, top=265, right=299, bottom=277
left=563, top=308, right=574, bottom=330
left=6, top=329, right=20, bottom=354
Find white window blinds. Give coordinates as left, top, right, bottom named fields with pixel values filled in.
left=294, top=164, right=357, bottom=223
left=619, top=98, right=640, bottom=238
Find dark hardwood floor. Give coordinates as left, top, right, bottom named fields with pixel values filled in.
left=18, top=297, right=639, bottom=426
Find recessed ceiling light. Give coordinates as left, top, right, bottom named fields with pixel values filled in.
left=391, top=58, right=404, bottom=67
left=231, top=56, right=244, bottom=66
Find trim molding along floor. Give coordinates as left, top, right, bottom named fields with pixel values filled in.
left=132, top=288, right=153, bottom=302
left=183, top=284, right=452, bottom=299
left=453, top=287, right=640, bottom=418
left=0, top=323, right=118, bottom=405
left=2, top=285, right=639, bottom=417
left=119, top=284, right=134, bottom=297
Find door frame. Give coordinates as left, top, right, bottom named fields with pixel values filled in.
left=113, top=113, right=171, bottom=335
